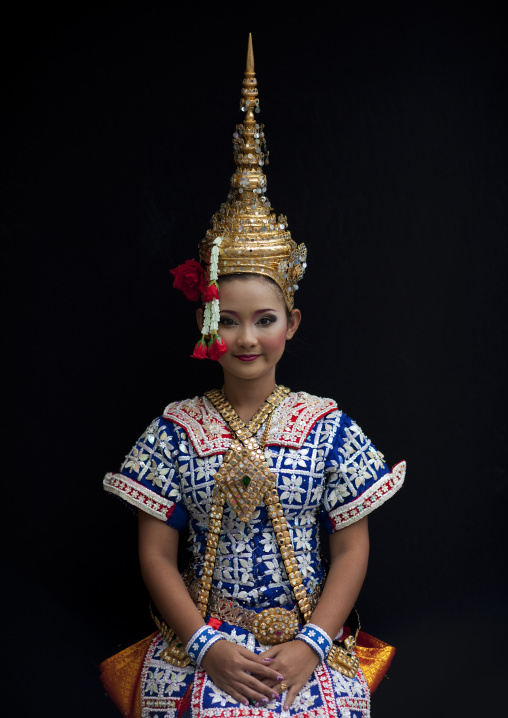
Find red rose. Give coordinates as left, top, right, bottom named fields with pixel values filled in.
left=208, top=334, right=228, bottom=361
left=191, top=336, right=209, bottom=359
left=202, top=282, right=219, bottom=303
left=170, top=260, right=205, bottom=301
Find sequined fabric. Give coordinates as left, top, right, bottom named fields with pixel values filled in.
left=102, top=392, right=405, bottom=717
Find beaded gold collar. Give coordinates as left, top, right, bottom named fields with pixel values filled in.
left=204, top=385, right=289, bottom=523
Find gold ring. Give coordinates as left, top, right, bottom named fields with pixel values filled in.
left=280, top=683, right=288, bottom=691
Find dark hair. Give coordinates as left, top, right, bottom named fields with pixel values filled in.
left=217, top=273, right=292, bottom=319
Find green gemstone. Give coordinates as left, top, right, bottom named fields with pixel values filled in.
left=242, top=475, right=251, bottom=487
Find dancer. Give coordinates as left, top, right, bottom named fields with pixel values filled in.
left=101, top=34, right=405, bottom=718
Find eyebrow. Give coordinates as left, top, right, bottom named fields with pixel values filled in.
left=220, top=308, right=278, bottom=316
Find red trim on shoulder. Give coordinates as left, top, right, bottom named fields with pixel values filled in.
left=162, top=393, right=339, bottom=458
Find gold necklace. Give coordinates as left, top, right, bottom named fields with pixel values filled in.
left=198, top=386, right=312, bottom=625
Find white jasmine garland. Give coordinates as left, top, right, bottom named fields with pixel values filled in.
left=201, top=236, right=223, bottom=337
left=209, top=236, right=223, bottom=281
left=202, top=298, right=220, bottom=336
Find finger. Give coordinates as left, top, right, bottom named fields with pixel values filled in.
left=258, top=645, right=283, bottom=661
left=233, top=687, right=279, bottom=708
left=258, top=678, right=279, bottom=690
left=229, top=670, right=281, bottom=702
left=284, top=683, right=302, bottom=711
left=239, top=656, right=284, bottom=683
left=227, top=691, right=251, bottom=708
left=240, top=646, right=280, bottom=664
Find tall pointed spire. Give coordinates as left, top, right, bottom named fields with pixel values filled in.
left=246, top=31, right=255, bottom=72
left=231, top=32, right=269, bottom=198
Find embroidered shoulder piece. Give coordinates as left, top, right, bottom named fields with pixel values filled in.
left=163, top=396, right=232, bottom=457
left=269, top=392, right=338, bottom=449
left=163, top=392, right=338, bottom=457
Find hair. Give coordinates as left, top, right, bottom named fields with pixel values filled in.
left=217, top=273, right=292, bottom=319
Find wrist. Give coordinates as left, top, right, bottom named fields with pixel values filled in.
left=185, top=625, right=226, bottom=667
left=295, top=623, right=333, bottom=662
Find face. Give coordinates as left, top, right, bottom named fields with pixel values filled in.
left=198, top=276, right=301, bottom=384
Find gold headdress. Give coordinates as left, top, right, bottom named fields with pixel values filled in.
left=171, top=34, right=307, bottom=359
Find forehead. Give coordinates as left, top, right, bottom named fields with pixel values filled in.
left=218, top=275, right=286, bottom=309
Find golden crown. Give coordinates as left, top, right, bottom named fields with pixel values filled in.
left=198, top=34, right=307, bottom=311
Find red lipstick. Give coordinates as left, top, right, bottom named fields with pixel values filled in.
left=235, top=354, right=260, bottom=361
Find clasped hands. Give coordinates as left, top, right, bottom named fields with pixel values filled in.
left=201, top=637, right=320, bottom=710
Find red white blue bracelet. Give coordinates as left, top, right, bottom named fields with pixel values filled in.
left=295, top=623, right=333, bottom=662
left=185, top=625, right=225, bottom=666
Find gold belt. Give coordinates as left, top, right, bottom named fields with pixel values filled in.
left=209, top=595, right=300, bottom=643
left=153, top=580, right=323, bottom=664
left=206, top=579, right=323, bottom=643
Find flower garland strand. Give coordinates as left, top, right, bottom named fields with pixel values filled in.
left=202, top=237, right=227, bottom=360
left=170, top=237, right=227, bottom=361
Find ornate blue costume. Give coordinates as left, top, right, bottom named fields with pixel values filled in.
left=104, top=391, right=405, bottom=717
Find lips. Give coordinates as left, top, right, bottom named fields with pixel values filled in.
left=235, top=354, right=260, bottom=361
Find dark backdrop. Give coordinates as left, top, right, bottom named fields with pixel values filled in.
left=3, top=2, right=506, bottom=715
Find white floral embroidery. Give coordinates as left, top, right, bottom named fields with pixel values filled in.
left=145, top=459, right=169, bottom=488
left=209, top=683, right=237, bottom=706
left=227, top=629, right=247, bottom=645
left=283, top=448, right=310, bottom=469
left=327, top=482, right=351, bottom=506
left=280, top=474, right=305, bottom=504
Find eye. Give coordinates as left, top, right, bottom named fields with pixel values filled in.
left=219, top=316, right=237, bottom=327
left=257, top=315, right=277, bottom=326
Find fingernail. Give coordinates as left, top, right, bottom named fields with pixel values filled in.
left=284, top=706, right=290, bottom=712
left=263, top=657, right=274, bottom=662
left=261, top=697, right=269, bottom=703
left=243, top=701, right=248, bottom=706
left=272, top=692, right=280, bottom=699
left=277, top=675, right=284, bottom=681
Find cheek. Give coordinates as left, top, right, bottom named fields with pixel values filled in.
left=262, top=328, right=288, bottom=353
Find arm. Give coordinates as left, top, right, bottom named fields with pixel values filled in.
left=137, top=510, right=283, bottom=706
left=260, top=516, right=370, bottom=709
left=310, top=514, right=369, bottom=637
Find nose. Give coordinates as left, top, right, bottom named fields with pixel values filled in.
left=238, top=322, right=257, bottom=349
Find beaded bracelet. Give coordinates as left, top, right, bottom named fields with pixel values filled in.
left=295, top=623, right=333, bottom=662
left=185, top=625, right=225, bottom=666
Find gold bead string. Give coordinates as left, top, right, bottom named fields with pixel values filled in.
left=205, top=385, right=289, bottom=443
left=198, top=386, right=313, bottom=624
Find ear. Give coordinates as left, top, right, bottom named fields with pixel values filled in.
left=285, top=308, right=301, bottom=340
left=196, top=307, right=204, bottom=332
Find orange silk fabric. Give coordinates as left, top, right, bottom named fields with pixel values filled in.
left=355, top=630, right=396, bottom=694
left=99, top=633, right=156, bottom=718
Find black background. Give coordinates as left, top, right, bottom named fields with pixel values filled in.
left=3, top=1, right=507, bottom=715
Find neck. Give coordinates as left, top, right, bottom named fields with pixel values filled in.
left=221, top=375, right=277, bottom=423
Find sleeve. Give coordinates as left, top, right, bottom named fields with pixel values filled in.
left=103, top=416, right=189, bottom=531
left=320, top=412, right=405, bottom=533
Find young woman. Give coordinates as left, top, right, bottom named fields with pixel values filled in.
left=101, top=35, right=405, bottom=718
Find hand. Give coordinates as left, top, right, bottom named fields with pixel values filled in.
left=258, top=640, right=320, bottom=710
left=200, top=639, right=285, bottom=707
